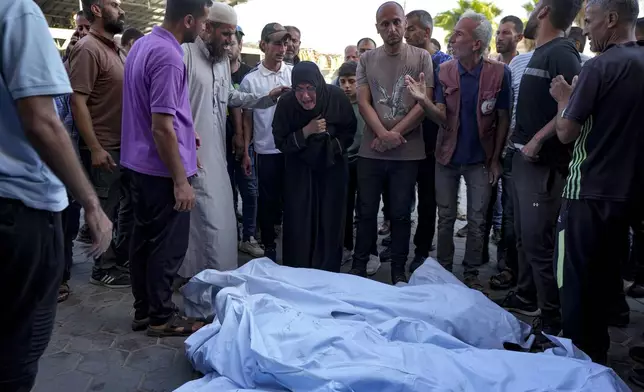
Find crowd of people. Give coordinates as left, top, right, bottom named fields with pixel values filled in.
left=1, top=0, right=644, bottom=389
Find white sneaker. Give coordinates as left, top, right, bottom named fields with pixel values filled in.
left=366, top=255, right=381, bottom=276
left=342, top=248, right=353, bottom=265
left=239, top=237, right=264, bottom=258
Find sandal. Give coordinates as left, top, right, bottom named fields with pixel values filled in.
left=146, top=313, right=205, bottom=337
left=489, top=270, right=516, bottom=290
left=57, top=282, right=71, bottom=303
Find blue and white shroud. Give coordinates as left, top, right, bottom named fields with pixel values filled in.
left=175, top=258, right=629, bottom=392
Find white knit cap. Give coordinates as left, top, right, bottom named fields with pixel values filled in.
left=207, top=3, right=238, bottom=25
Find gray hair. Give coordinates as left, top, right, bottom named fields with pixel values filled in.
left=587, top=0, right=639, bottom=24
left=459, top=10, right=493, bottom=54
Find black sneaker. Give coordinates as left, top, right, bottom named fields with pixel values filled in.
left=90, top=268, right=131, bottom=289
left=392, top=271, right=408, bottom=285
left=348, top=268, right=367, bottom=278
left=76, top=224, right=92, bottom=244
left=532, top=315, right=562, bottom=336
left=409, top=254, right=425, bottom=274
left=379, top=247, right=392, bottom=262
left=495, top=291, right=541, bottom=316
left=381, top=235, right=391, bottom=247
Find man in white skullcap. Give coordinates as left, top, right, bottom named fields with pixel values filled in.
left=177, top=2, right=289, bottom=281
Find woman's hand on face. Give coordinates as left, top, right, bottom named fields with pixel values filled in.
left=303, top=116, right=326, bottom=138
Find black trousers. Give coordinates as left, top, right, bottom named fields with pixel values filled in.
left=128, top=171, right=191, bottom=325
left=62, top=199, right=82, bottom=282
left=344, top=160, right=358, bottom=251
left=557, top=199, right=631, bottom=364
left=256, top=153, right=285, bottom=250
left=512, top=154, right=564, bottom=320
left=0, top=198, right=63, bottom=391
left=353, top=158, right=419, bottom=273
left=496, top=148, right=518, bottom=272
left=413, top=154, right=437, bottom=258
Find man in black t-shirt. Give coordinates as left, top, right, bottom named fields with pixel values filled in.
left=496, top=0, right=582, bottom=335
left=226, top=27, right=264, bottom=258
left=549, top=0, right=643, bottom=365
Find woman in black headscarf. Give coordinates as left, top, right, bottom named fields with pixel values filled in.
left=273, top=61, right=357, bottom=272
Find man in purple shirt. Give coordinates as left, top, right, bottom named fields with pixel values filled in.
left=121, top=0, right=212, bottom=337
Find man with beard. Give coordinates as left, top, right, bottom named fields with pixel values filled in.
left=70, top=0, right=131, bottom=288
left=239, top=23, right=293, bottom=262
left=495, top=16, right=524, bottom=65
left=404, top=9, right=451, bottom=273
left=122, top=0, right=213, bottom=337
left=178, top=4, right=286, bottom=280
left=499, top=0, right=582, bottom=335
left=348, top=1, right=433, bottom=284
left=285, top=25, right=301, bottom=65
left=407, top=11, right=510, bottom=292
left=550, top=0, right=643, bottom=365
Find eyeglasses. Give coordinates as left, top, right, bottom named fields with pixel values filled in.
left=295, top=86, right=316, bottom=93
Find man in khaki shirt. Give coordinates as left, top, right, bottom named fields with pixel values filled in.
left=70, top=0, right=130, bottom=288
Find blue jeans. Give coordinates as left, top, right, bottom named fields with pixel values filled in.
left=227, top=144, right=258, bottom=241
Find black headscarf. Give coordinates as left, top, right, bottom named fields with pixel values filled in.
left=272, top=61, right=357, bottom=169
left=290, top=61, right=329, bottom=120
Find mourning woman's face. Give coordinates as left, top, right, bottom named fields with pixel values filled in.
left=295, top=82, right=316, bottom=110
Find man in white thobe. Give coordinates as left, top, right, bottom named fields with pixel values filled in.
left=178, top=3, right=288, bottom=279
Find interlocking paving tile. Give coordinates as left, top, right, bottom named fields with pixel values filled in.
left=67, top=332, right=117, bottom=354
left=159, top=336, right=186, bottom=350
left=125, top=345, right=176, bottom=372
left=33, top=369, right=92, bottom=392
left=77, top=349, right=129, bottom=375
left=36, top=351, right=82, bottom=380
left=139, top=356, right=196, bottom=392
left=87, top=366, right=145, bottom=392
left=113, top=332, right=159, bottom=352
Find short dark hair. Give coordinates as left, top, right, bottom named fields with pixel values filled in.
left=637, top=17, right=644, bottom=37
left=121, top=27, right=144, bottom=45
left=543, top=0, right=583, bottom=31
left=233, top=30, right=243, bottom=44
left=338, top=61, right=358, bottom=78
left=284, top=25, right=301, bottom=36
left=430, top=38, right=441, bottom=51
left=357, top=37, right=377, bottom=47
left=499, top=15, right=524, bottom=34
left=567, top=26, right=586, bottom=51
left=165, top=0, right=213, bottom=23
left=81, top=0, right=100, bottom=22
left=406, top=10, right=433, bottom=29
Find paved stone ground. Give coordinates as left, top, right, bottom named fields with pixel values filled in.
left=36, top=217, right=644, bottom=391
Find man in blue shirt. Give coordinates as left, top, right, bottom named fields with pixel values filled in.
left=0, top=1, right=113, bottom=389
left=409, top=11, right=511, bottom=292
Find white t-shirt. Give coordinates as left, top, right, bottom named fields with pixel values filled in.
left=239, top=62, right=292, bottom=155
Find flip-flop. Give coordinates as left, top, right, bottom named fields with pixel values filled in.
left=57, top=283, right=71, bottom=303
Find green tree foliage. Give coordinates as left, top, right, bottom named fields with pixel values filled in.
left=434, top=0, right=503, bottom=44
